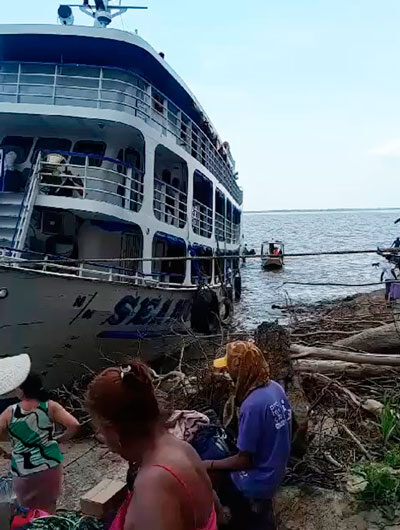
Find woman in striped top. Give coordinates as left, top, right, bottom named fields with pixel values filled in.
left=0, top=372, right=80, bottom=513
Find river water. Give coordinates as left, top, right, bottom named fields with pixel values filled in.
left=236, top=209, right=400, bottom=329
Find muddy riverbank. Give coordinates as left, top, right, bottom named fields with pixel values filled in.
left=1, top=288, right=397, bottom=529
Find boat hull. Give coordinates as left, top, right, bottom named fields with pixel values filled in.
left=262, top=257, right=284, bottom=270
left=0, top=266, right=196, bottom=386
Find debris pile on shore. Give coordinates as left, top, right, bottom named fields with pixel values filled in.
left=286, top=290, right=400, bottom=495
left=54, top=290, right=400, bottom=499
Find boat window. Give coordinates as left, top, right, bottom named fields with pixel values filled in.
left=152, top=89, right=165, bottom=114
left=193, top=170, right=213, bottom=208
left=31, top=138, right=72, bottom=163
left=153, top=145, right=188, bottom=228
left=191, top=244, right=212, bottom=284
left=120, top=230, right=143, bottom=274
left=0, top=63, right=18, bottom=85
left=233, top=207, right=241, bottom=225
left=0, top=136, right=34, bottom=163
left=226, top=200, right=232, bottom=220
left=70, top=141, right=106, bottom=167
left=0, top=63, right=18, bottom=74
left=125, top=148, right=142, bottom=170
left=59, top=65, right=100, bottom=78
left=102, top=68, right=146, bottom=89
left=215, top=189, right=226, bottom=215
left=152, top=232, right=186, bottom=284
left=21, top=63, right=55, bottom=75
left=117, top=147, right=142, bottom=173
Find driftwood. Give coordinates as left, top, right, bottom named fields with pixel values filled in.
left=334, top=323, right=400, bottom=354
left=294, top=359, right=400, bottom=377
left=338, top=421, right=372, bottom=459
left=290, top=344, right=400, bottom=365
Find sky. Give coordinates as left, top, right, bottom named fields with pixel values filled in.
left=4, top=0, right=400, bottom=210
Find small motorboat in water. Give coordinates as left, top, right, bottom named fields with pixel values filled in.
left=261, top=240, right=284, bottom=270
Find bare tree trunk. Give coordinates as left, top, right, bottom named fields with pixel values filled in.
left=334, top=323, right=400, bottom=353
left=290, top=344, right=400, bottom=365
left=294, top=359, right=400, bottom=377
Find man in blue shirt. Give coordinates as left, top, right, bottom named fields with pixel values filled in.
left=205, top=341, right=291, bottom=529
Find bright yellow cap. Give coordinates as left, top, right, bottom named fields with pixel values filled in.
left=213, top=355, right=228, bottom=369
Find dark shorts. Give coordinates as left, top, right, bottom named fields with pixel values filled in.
left=218, top=476, right=277, bottom=530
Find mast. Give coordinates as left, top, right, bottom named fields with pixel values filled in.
left=58, top=0, right=148, bottom=28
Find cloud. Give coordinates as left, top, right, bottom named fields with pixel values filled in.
left=370, top=138, right=400, bottom=156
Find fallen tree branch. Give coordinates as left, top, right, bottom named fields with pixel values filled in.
left=324, top=452, right=343, bottom=469
left=334, top=323, right=400, bottom=353
left=338, top=421, right=372, bottom=459
left=292, top=330, right=358, bottom=338
left=307, top=373, right=361, bottom=408
left=294, top=359, right=400, bottom=377
left=291, top=344, right=400, bottom=365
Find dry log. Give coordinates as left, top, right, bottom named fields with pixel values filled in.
left=294, top=359, right=400, bottom=378
left=292, top=331, right=357, bottom=338
left=334, top=323, right=400, bottom=354
left=338, top=421, right=371, bottom=459
left=290, top=344, right=400, bottom=365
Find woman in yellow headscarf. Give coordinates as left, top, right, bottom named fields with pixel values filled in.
left=207, top=341, right=292, bottom=530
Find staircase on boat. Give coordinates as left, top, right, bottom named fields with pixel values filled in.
left=0, top=192, right=24, bottom=247
left=0, top=158, right=40, bottom=250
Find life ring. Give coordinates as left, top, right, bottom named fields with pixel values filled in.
left=219, top=297, right=233, bottom=326
left=191, top=288, right=220, bottom=334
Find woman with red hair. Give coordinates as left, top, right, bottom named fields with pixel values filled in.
left=86, top=361, right=217, bottom=530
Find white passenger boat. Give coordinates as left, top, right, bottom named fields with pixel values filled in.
left=0, top=1, right=243, bottom=384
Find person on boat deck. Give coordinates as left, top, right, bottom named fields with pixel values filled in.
left=86, top=361, right=218, bottom=530
left=272, top=247, right=280, bottom=256
left=205, top=341, right=292, bottom=530
left=392, top=237, right=400, bottom=249
left=380, top=262, right=397, bottom=300
left=0, top=371, right=80, bottom=513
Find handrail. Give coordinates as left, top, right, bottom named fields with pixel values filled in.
left=0, top=61, right=242, bottom=204
left=37, top=152, right=144, bottom=211
left=0, top=250, right=197, bottom=289
left=192, top=198, right=213, bottom=238
left=11, top=156, right=41, bottom=251
left=153, top=181, right=187, bottom=228
left=40, top=149, right=144, bottom=172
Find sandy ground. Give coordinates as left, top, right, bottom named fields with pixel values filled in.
left=2, top=439, right=398, bottom=529
left=1, top=289, right=398, bottom=527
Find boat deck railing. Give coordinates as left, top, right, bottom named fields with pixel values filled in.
left=0, top=61, right=243, bottom=204
left=192, top=199, right=213, bottom=238
left=214, top=212, right=240, bottom=244
left=0, top=247, right=197, bottom=289
left=35, top=150, right=144, bottom=212
left=153, top=179, right=187, bottom=228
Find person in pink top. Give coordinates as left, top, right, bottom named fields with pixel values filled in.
left=86, top=361, right=217, bottom=530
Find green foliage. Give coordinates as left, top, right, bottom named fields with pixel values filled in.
left=384, top=447, right=400, bottom=469
left=380, top=400, right=400, bottom=445
left=355, top=463, right=400, bottom=506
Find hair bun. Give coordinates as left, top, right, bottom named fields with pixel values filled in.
left=121, top=362, right=152, bottom=388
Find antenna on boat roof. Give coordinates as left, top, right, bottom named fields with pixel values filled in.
left=58, top=0, right=148, bottom=28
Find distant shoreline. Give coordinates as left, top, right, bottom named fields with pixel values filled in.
left=244, top=207, right=400, bottom=214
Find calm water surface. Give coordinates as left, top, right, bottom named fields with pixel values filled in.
left=236, top=210, right=400, bottom=328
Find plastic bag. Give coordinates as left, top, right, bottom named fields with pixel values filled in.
left=11, top=506, right=50, bottom=529
left=0, top=477, right=15, bottom=530
left=0, top=477, right=13, bottom=503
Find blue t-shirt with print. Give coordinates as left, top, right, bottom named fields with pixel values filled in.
left=231, top=380, right=292, bottom=499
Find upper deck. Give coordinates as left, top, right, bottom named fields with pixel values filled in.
left=0, top=24, right=242, bottom=204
